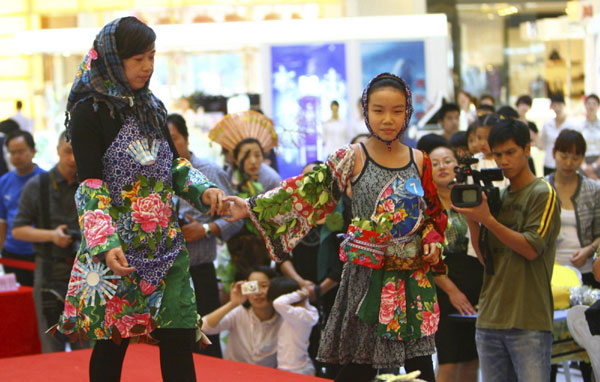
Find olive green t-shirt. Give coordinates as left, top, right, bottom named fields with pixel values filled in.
left=476, top=177, right=560, bottom=332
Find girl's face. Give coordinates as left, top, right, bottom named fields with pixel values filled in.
left=367, top=87, right=406, bottom=141
left=430, top=147, right=458, bottom=188
left=554, top=150, right=583, bottom=178
left=236, top=142, right=263, bottom=177
left=476, top=126, right=492, bottom=156
left=457, top=92, right=470, bottom=110
left=168, top=123, right=189, bottom=159
left=122, top=47, right=155, bottom=90
left=467, top=131, right=479, bottom=155
left=247, top=271, right=271, bottom=309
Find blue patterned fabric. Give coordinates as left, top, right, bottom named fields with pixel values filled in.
left=103, top=115, right=182, bottom=285
left=65, top=17, right=166, bottom=139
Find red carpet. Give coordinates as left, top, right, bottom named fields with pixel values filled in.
left=0, top=344, right=331, bottom=381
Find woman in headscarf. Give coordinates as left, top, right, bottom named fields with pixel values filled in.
left=54, top=17, right=225, bottom=381
left=224, top=73, right=447, bottom=382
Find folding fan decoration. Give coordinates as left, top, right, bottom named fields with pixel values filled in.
left=209, top=110, right=278, bottom=152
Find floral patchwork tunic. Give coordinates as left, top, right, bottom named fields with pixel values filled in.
left=56, top=100, right=217, bottom=342
left=246, top=144, right=447, bottom=368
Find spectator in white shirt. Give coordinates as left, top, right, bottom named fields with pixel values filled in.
left=269, top=277, right=319, bottom=376
left=580, top=94, right=600, bottom=180
left=201, top=266, right=281, bottom=367
left=10, top=100, right=33, bottom=133
left=541, top=93, right=578, bottom=175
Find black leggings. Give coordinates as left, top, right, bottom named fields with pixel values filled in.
left=334, top=356, right=435, bottom=382
left=89, top=328, right=196, bottom=382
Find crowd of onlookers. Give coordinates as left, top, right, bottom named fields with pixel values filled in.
left=1, top=91, right=600, bottom=380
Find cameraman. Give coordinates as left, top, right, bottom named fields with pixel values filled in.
left=12, top=131, right=89, bottom=353
left=452, top=119, right=560, bottom=382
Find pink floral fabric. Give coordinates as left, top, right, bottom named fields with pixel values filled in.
left=131, top=193, right=172, bottom=233
left=82, top=209, right=116, bottom=248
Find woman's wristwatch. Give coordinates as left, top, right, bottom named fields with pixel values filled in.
left=202, top=223, right=212, bottom=237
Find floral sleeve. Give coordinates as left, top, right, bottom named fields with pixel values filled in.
left=247, top=145, right=355, bottom=262
left=171, top=157, right=219, bottom=214
left=420, top=152, right=448, bottom=275
left=76, top=179, right=121, bottom=256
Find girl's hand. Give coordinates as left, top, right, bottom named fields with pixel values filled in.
left=570, top=246, right=595, bottom=268
left=229, top=281, right=247, bottom=306
left=105, top=247, right=136, bottom=276
left=422, top=242, right=441, bottom=264
left=448, top=289, right=476, bottom=315
left=222, top=196, right=250, bottom=221
left=201, top=188, right=226, bottom=216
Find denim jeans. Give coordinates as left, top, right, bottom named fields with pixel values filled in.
left=476, top=328, right=553, bottom=382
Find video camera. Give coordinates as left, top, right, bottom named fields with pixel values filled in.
left=450, top=157, right=502, bottom=215
left=450, top=156, right=504, bottom=275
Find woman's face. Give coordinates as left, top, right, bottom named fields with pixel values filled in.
left=247, top=271, right=271, bottom=309
left=367, top=86, right=406, bottom=141
left=554, top=150, right=583, bottom=178
left=430, top=147, right=458, bottom=188
left=168, top=122, right=189, bottom=159
left=457, top=92, right=470, bottom=110
left=476, top=126, right=492, bottom=156
left=236, top=142, right=263, bottom=177
left=122, top=46, right=155, bottom=90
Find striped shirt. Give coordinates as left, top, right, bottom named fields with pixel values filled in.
left=477, top=178, right=561, bottom=332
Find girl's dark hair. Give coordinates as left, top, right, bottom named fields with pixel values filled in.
left=496, top=106, right=519, bottom=120
left=115, top=17, right=156, bottom=59
left=367, top=77, right=407, bottom=101
left=488, top=118, right=531, bottom=150
left=466, top=121, right=478, bottom=138
left=267, top=276, right=300, bottom=302
left=0, top=119, right=20, bottom=135
left=516, top=95, right=532, bottom=107
left=477, top=113, right=501, bottom=129
left=303, top=160, right=323, bottom=171
left=166, top=113, right=188, bottom=138
left=553, top=129, right=586, bottom=157
left=417, top=133, right=449, bottom=155
left=244, top=265, right=278, bottom=281
left=449, top=131, right=467, bottom=149
left=233, top=138, right=264, bottom=161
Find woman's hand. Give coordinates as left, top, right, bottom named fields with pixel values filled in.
left=222, top=196, right=250, bottom=222
left=202, top=188, right=226, bottom=216
left=448, top=289, right=477, bottom=315
left=105, top=247, right=136, bottom=276
left=422, top=242, right=441, bottom=264
left=570, top=246, right=595, bottom=268
left=229, top=281, right=248, bottom=306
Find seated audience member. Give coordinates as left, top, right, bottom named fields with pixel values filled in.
left=580, top=94, right=600, bottom=180
left=496, top=106, right=519, bottom=120
left=515, top=95, right=539, bottom=144
left=201, top=266, right=281, bottom=367
left=269, top=277, right=319, bottom=376
left=466, top=122, right=479, bottom=157
left=449, top=131, right=469, bottom=159
left=417, top=133, right=449, bottom=155
left=546, top=128, right=598, bottom=382
left=457, top=91, right=477, bottom=131
left=426, top=143, right=483, bottom=382
left=474, top=114, right=509, bottom=188
left=453, top=118, right=561, bottom=382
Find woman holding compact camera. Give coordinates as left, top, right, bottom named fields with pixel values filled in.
left=201, top=266, right=282, bottom=367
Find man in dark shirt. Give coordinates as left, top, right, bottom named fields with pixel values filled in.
left=12, top=131, right=88, bottom=352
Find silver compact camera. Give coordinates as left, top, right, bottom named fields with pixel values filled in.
left=241, top=280, right=259, bottom=295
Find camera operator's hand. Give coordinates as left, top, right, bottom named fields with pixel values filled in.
left=52, top=224, right=73, bottom=248
left=448, top=289, right=477, bottom=316
left=451, top=191, right=492, bottom=225
left=570, top=246, right=595, bottom=269
left=423, top=242, right=441, bottom=264
left=105, top=247, right=136, bottom=276
left=229, top=281, right=248, bottom=306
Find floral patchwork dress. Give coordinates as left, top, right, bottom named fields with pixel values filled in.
left=56, top=111, right=217, bottom=342
left=245, top=144, right=447, bottom=368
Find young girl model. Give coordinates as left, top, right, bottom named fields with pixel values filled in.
left=55, top=17, right=225, bottom=381
left=225, top=73, right=447, bottom=382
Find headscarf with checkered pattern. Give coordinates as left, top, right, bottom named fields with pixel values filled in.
left=65, top=17, right=166, bottom=139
